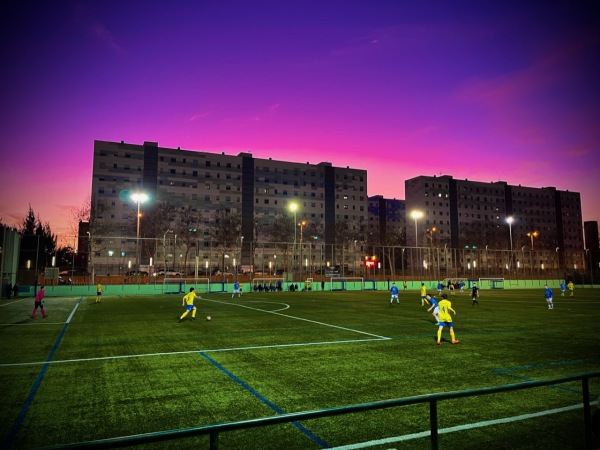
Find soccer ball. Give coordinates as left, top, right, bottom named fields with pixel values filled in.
left=206, top=315, right=212, bottom=321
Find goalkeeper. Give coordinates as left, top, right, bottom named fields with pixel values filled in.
left=31, top=286, right=47, bottom=319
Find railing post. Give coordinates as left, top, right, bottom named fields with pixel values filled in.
left=582, top=377, right=593, bottom=450
left=210, top=430, right=219, bottom=450
left=430, top=400, right=439, bottom=450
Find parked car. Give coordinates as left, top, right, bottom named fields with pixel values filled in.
left=58, top=276, right=73, bottom=285
left=60, top=269, right=90, bottom=276
left=126, top=270, right=148, bottom=276
left=152, top=269, right=182, bottom=277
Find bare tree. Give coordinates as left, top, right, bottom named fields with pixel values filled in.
left=208, top=209, right=242, bottom=275
left=266, top=215, right=294, bottom=272
left=141, top=202, right=177, bottom=266
left=172, top=206, right=202, bottom=274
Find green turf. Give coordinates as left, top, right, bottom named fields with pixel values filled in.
left=1, top=288, right=599, bottom=449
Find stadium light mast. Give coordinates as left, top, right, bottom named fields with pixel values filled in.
left=131, top=192, right=148, bottom=283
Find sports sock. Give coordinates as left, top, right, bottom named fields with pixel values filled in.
left=450, top=330, right=456, bottom=341
left=437, top=329, right=442, bottom=343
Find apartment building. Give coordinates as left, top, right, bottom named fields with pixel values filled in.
left=405, top=175, right=584, bottom=273
left=90, top=140, right=368, bottom=273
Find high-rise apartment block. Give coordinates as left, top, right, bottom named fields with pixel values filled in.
left=404, top=175, right=584, bottom=271
left=91, top=140, right=367, bottom=271
left=89, top=140, right=586, bottom=276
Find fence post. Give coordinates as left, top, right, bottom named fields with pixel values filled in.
left=582, top=377, right=593, bottom=450
left=429, top=400, right=439, bottom=450
left=209, top=430, right=219, bottom=450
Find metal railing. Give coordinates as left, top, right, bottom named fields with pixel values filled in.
left=43, top=371, right=600, bottom=450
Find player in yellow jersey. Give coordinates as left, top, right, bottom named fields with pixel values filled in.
left=420, top=283, right=429, bottom=306
left=436, top=294, right=458, bottom=345
left=96, top=283, right=102, bottom=303
left=179, top=287, right=198, bottom=322
left=567, top=281, right=574, bottom=297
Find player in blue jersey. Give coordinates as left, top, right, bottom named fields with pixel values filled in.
left=389, top=282, right=399, bottom=304
left=426, top=294, right=439, bottom=324
left=544, top=284, right=554, bottom=309
left=559, top=281, right=566, bottom=296
left=232, top=281, right=241, bottom=298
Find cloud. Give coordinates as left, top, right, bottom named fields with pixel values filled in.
left=190, top=112, right=210, bottom=122
left=248, top=103, right=281, bottom=122
left=90, top=21, right=124, bottom=54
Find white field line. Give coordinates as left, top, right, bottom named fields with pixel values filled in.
left=205, top=298, right=391, bottom=340
left=0, top=298, right=29, bottom=307
left=0, top=338, right=386, bottom=367
left=1, top=298, right=390, bottom=367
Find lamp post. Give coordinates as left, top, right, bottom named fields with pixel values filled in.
left=410, top=210, right=423, bottom=279
left=163, top=229, right=172, bottom=273
left=555, top=247, right=560, bottom=279
left=289, top=202, right=298, bottom=277
left=506, top=217, right=514, bottom=273
left=298, top=220, right=306, bottom=281
left=86, top=231, right=94, bottom=284
left=410, top=210, right=423, bottom=247
left=527, top=231, right=539, bottom=250
left=240, top=235, right=244, bottom=277
left=131, top=192, right=148, bottom=283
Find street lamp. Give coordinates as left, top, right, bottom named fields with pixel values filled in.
left=410, top=210, right=423, bottom=247
left=131, top=192, right=148, bottom=282
left=527, top=231, right=539, bottom=250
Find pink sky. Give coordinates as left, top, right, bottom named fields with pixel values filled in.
left=1, top=1, right=599, bottom=246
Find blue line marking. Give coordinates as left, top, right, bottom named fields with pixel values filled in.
left=493, top=357, right=600, bottom=397
left=2, top=297, right=83, bottom=449
left=200, top=352, right=331, bottom=448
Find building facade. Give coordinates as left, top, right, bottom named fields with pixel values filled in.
left=405, top=175, right=585, bottom=277
left=90, top=140, right=368, bottom=275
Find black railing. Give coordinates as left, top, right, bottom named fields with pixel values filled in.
left=43, top=371, right=600, bottom=450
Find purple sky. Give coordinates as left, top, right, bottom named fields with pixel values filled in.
left=1, top=1, right=599, bottom=246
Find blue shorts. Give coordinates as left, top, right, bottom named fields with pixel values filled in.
left=186, top=305, right=196, bottom=311
left=97, top=292, right=102, bottom=296
left=439, top=321, right=453, bottom=327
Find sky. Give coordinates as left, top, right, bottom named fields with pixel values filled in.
left=1, top=0, right=599, bottom=246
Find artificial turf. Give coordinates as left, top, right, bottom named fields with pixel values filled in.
left=1, top=287, right=599, bottom=449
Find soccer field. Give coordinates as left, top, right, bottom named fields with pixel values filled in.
left=1, top=288, right=599, bottom=449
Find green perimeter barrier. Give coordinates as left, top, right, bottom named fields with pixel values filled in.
left=27, top=280, right=599, bottom=297
left=42, top=371, right=600, bottom=450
